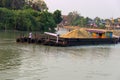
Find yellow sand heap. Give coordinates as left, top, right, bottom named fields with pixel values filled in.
left=60, top=28, right=90, bottom=38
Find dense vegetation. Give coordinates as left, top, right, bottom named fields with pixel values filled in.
left=0, top=0, right=62, bottom=32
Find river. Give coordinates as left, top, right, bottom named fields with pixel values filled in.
left=0, top=31, right=120, bottom=80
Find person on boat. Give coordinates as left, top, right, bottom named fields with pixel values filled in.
left=28, top=32, right=32, bottom=43
left=29, top=32, right=32, bottom=39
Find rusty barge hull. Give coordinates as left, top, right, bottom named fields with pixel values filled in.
left=16, top=37, right=119, bottom=47
left=62, top=38, right=118, bottom=46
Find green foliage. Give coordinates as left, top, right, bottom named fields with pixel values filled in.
left=0, top=0, right=48, bottom=11
left=0, top=8, right=15, bottom=30
left=0, top=0, right=25, bottom=10
left=53, top=10, right=62, bottom=24
left=25, top=0, right=48, bottom=11
left=67, top=11, right=81, bottom=26
left=0, top=0, right=58, bottom=32
left=38, top=11, right=56, bottom=32
left=13, top=9, right=38, bottom=31
left=0, top=8, right=58, bottom=32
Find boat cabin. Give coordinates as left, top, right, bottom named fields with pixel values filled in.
left=86, top=29, right=113, bottom=38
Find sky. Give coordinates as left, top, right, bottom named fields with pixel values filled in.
left=44, top=0, right=120, bottom=19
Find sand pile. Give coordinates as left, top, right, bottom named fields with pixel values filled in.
left=60, top=28, right=90, bottom=38
left=112, top=30, right=120, bottom=36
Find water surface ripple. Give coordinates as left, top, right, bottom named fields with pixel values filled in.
left=0, top=31, right=120, bottom=80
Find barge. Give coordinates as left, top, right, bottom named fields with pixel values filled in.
left=16, top=28, right=119, bottom=47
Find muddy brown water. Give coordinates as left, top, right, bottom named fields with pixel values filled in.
left=0, top=31, right=120, bottom=80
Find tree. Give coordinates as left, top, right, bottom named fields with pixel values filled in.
left=38, top=11, right=56, bottom=32
left=0, top=7, right=58, bottom=32
left=14, top=9, right=39, bottom=31
left=53, top=10, right=62, bottom=24
left=26, top=0, right=48, bottom=11
left=67, top=11, right=81, bottom=26
left=0, top=0, right=11, bottom=8
left=0, top=0, right=25, bottom=10
left=11, top=0, right=25, bottom=9
left=94, top=17, right=101, bottom=27
left=0, top=8, right=15, bottom=30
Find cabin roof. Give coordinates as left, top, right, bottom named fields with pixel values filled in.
left=86, top=29, right=112, bottom=34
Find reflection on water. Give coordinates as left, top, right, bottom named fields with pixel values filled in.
left=0, top=31, right=120, bottom=80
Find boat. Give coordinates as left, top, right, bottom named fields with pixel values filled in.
left=43, top=28, right=119, bottom=46
left=16, top=28, right=119, bottom=46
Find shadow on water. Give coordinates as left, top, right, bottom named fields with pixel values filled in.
left=50, top=45, right=112, bottom=58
